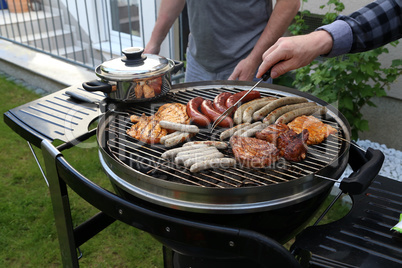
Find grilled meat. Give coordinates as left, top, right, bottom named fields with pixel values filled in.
left=255, top=123, right=309, bottom=162
left=277, top=129, right=309, bottom=161
left=154, top=103, right=190, bottom=123
left=255, top=123, right=289, bottom=145
left=287, top=115, right=337, bottom=145
left=230, top=136, right=280, bottom=168
left=127, top=103, right=190, bottom=144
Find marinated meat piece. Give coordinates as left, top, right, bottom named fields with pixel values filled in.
left=126, top=114, right=167, bottom=144
left=255, top=123, right=289, bottom=145
left=154, top=103, right=190, bottom=124
left=277, top=129, right=309, bottom=161
left=288, top=115, right=337, bottom=145
left=230, top=136, right=280, bottom=168
left=127, top=103, right=190, bottom=144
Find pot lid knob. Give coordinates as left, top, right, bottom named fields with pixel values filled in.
left=122, top=47, right=147, bottom=64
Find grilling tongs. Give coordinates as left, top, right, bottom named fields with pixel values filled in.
left=210, top=69, right=271, bottom=132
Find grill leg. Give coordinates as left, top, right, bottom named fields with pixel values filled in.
left=42, top=142, right=79, bottom=267
left=163, top=246, right=174, bottom=268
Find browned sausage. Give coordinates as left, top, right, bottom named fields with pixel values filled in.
left=225, top=90, right=261, bottom=108
left=201, top=100, right=233, bottom=128
left=213, top=92, right=232, bottom=114
left=186, top=97, right=211, bottom=127
left=275, top=106, right=327, bottom=124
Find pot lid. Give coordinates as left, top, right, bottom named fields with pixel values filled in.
left=96, top=47, right=173, bottom=80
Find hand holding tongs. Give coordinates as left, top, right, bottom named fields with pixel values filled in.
left=210, top=70, right=272, bottom=132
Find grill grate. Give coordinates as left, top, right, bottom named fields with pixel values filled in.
left=103, top=86, right=345, bottom=188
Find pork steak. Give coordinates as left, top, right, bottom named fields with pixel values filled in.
left=230, top=136, right=280, bottom=168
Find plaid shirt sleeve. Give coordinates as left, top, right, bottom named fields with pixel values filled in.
left=317, top=0, right=402, bottom=57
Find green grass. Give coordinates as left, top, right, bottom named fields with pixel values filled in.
left=0, top=75, right=163, bottom=267
left=0, top=74, right=351, bottom=267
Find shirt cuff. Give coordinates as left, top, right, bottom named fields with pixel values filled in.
left=316, top=20, right=353, bottom=57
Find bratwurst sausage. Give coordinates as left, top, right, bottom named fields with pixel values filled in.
left=213, top=92, right=232, bottom=114
left=201, top=99, right=233, bottom=128
left=263, top=102, right=317, bottom=124
left=186, top=97, right=211, bottom=127
left=159, top=120, right=200, bottom=133
left=253, top=96, right=308, bottom=121
left=275, top=106, right=327, bottom=124
left=225, top=90, right=261, bottom=108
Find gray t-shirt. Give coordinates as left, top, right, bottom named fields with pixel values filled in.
left=186, top=0, right=272, bottom=73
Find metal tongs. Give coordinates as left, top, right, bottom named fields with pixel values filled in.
left=210, top=70, right=271, bottom=132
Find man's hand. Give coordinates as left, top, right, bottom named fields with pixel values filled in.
left=257, top=31, right=334, bottom=79
left=228, top=57, right=259, bottom=81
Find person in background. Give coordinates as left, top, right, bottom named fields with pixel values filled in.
left=257, top=0, right=402, bottom=79
left=144, top=0, right=300, bottom=82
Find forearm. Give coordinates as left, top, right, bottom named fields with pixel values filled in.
left=145, top=0, right=186, bottom=53
left=319, top=0, right=402, bottom=57
left=247, top=0, right=301, bottom=65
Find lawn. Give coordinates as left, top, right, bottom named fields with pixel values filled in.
left=0, top=75, right=163, bottom=267
left=0, top=74, right=351, bottom=267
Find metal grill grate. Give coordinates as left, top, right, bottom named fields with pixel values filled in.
left=101, top=86, right=346, bottom=189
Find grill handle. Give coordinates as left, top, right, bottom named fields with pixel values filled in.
left=340, top=146, right=385, bottom=195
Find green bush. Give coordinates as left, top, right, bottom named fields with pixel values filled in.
left=284, top=0, right=402, bottom=140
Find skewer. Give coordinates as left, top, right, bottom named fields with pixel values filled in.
left=331, top=134, right=366, bottom=152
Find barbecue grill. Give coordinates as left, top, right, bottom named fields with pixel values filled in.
left=5, top=81, right=400, bottom=268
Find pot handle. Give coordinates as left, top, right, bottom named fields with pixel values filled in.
left=340, top=145, right=384, bottom=195
left=172, top=60, right=184, bottom=74
left=82, top=80, right=113, bottom=94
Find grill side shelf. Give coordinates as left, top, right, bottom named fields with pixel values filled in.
left=5, top=86, right=103, bottom=146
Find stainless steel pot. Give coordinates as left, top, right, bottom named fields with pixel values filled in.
left=82, top=47, right=184, bottom=102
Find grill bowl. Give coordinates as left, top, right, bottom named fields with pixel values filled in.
left=97, top=81, right=351, bottom=214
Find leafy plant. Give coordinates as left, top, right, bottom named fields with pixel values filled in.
left=286, top=0, right=402, bottom=140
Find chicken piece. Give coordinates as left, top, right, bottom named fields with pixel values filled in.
left=134, top=83, right=143, bottom=98
left=127, top=103, right=190, bottom=144
left=277, top=129, right=309, bottom=161
left=126, top=114, right=167, bottom=144
left=287, top=115, right=337, bottom=145
left=143, top=84, right=155, bottom=98
left=255, top=123, right=289, bottom=145
left=154, top=103, right=190, bottom=124
left=230, top=136, right=280, bottom=168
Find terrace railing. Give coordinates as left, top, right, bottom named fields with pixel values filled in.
left=0, top=0, right=186, bottom=81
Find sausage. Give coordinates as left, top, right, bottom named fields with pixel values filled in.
left=160, top=131, right=182, bottom=145
left=219, top=123, right=251, bottom=140
left=175, top=147, right=220, bottom=164
left=213, top=92, right=232, bottom=114
left=253, top=97, right=309, bottom=121
left=225, top=90, right=261, bottom=108
left=275, top=106, right=328, bottom=124
left=242, top=97, right=277, bottom=123
left=189, top=158, right=237, bottom=173
left=164, top=132, right=192, bottom=147
left=239, top=123, right=270, bottom=137
left=233, top=97, right=276, bottom=125
left=176, top=146, right=219, bottom=157
left=183, top=141, right=228, bottom=150
left=161, top=144, right=209, bottom=159
left=263, top=102, right=317, bottom=124
left=200, top=99, right=233, bottom=128
left=232, top=122, right=262, bottom=137
left=159, top=120, right=200, bottom=133
left=186, top=97, right=211, bottom=127
left=183, top=152, right=225, bottom=168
